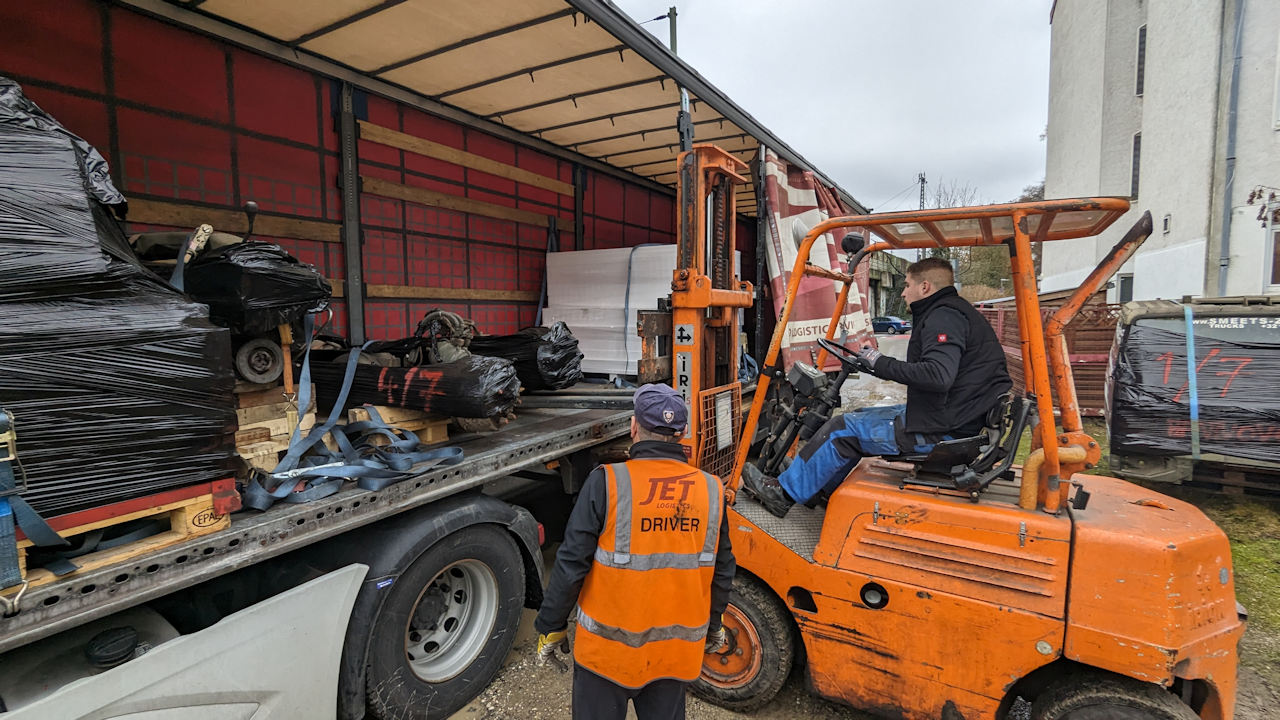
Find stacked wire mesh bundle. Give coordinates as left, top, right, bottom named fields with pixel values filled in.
left=310, top=355, right=522, bottom=421
left=468, top=322, right=584, bottom=392
left=0, top=79, right=236, bottom=516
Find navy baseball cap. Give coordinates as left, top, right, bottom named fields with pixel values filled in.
left=633, top=384, right=688, bottom=436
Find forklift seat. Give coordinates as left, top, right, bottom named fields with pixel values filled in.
left=898, top=394, right=1033, bottom=493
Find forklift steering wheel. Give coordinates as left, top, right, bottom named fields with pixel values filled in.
left=816, top=337, right=873, bottom=374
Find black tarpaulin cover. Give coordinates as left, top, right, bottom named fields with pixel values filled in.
left=468, top=322, right=584, bottom=391
left=1109, top=313, right=1280, bottom=464
left=183, top=241, right=332, bottom=335
left=0, top=78, right=236, bottom=516
left=310, top=355, right=522, bottom=420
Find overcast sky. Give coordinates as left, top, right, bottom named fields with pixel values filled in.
left=612, top=0, right=1053, bottom=212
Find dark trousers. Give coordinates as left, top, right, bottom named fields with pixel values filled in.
left=572, top=664, right=687, bottom=720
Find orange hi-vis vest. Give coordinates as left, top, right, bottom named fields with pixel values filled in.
left=574, top=459, right=723, bottom=688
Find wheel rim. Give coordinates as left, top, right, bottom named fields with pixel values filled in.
left=246, top=346, right=277, bottom=374
left=700, top=603, right=763, bottom=688
left=403, top=559, right=500, bottom=683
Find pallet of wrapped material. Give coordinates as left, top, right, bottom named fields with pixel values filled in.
left=546, top=246, right=676, bottom=311
left=544, top=247, right=741, bottom=376
left=541, top=307, right=643, bottom=375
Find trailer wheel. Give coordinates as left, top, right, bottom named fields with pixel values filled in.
left=690, top=575, right=793, bottom=712
left=234, top=337, right=284, bottom=384
left=365, top=525, right=524, bottom=720
left=1031, top=672, right=1199, bottom=720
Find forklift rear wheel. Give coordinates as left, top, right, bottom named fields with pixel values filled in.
left=1031, top=672, right=1199, bottom=720
left=234, top=337, right=284, bottom=384
left=691, top=575, right=793, bottom=712
left=364, top=525, right=524, bottom=720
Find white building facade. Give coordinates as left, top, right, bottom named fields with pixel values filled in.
left=1043, top=0, right=1280, bottom=301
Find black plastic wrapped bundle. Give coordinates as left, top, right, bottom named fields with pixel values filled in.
left=183, top=241, right=332, bottom=335
left=468, top=322, right=584, bottom=391
left=0, top=79, right=133, bottom=292
left=0, top=281, right=237, bottom=515
left=1109, top=311, right=1280, bottom=464
left=311, top=355, right=522, bottom=419
left=0, top=79, right=237, bottom=516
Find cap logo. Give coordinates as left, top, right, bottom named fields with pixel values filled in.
left=663, top=410, right=675, bottom=423
left=937, top=333, right=948, bottom=343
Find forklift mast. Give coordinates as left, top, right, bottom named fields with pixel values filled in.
left=670, top=145, right=754, bottom=478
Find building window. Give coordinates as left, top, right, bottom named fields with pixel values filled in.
left=1130, top=133, right=1141, bottom=199
left=1136, top=25, right=1147, bottom=96
left=1118, top=274, right=1134, bottom=303
left=1270, top=231, right=1280, bottom=288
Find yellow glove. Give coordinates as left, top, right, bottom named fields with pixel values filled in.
left=705, top=615, right=728, bottom=654
left=536, top=629, right=571, bottom=671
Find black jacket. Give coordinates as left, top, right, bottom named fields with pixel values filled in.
left=534, top=440, right=736, bottom=635
left=873, top=286, right=1012, bottom=434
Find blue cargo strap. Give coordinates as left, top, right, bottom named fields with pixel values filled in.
left=243, top=315, right=464, bottom=511
left=1183, top=305, right=1201, bottom=461
left=0, top=410, right=75, bottom=592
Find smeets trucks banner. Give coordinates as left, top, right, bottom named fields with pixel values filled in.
left=761, top=148, right=874, bottom=372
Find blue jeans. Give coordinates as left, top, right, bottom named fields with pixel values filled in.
left=778, top=405, right=943, bottom=504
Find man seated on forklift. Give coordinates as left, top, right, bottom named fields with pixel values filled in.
left=742, top=257, right=1012, bottom=517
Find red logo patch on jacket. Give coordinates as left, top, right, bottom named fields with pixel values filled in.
left=937, top=333, right=948, bottom=343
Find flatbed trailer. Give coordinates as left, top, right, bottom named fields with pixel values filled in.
left=0, top=406, right=631, bottom=717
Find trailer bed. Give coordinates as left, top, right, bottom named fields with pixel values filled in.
left=0, top=407, right=631, bottom=653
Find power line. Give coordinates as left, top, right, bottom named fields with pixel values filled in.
left=872, top=180, right=920, bottom=210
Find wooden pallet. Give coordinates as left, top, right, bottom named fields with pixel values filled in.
left=8, top=479, right=236, bottom=593
left=234, top=383, right=317, bottom=471
left=348, top=405, right=449, bottom=446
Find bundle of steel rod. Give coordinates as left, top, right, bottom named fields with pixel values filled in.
left=310, top=355, right=521, bottom=420
left=468, top=322, right=584, bottom=392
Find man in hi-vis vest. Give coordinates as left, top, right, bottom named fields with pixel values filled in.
left=534, top=383, right=736, bottom=719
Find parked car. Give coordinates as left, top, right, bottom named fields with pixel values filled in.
left=871, top=316, right=911, bottom=334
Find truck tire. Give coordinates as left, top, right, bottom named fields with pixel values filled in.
left=1031, top=672, right=1199, bottom=720
left=690, top=574, right=793, bottom=712
left=364, top=525, right=524, bottom=720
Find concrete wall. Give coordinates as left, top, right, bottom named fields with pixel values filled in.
left=1045, top=0, right=1280, bottom=300
left=1214, top=0, right=1280, bottom=295
left=1043, top=0, right=1109, bottom=292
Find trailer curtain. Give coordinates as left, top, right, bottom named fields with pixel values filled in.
left=760, top=148, right=874, bottom=371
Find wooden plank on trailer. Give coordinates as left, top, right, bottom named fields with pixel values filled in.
left=127, top=198, right=341, bottom=243
left=358, top=121, right=574, bottom=196
left=361, top=176, right=550, bottom=228
left=327, top=279, right=538, bottom=303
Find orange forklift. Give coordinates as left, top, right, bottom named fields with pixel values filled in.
left=660, top=145, right=1243, bottom=720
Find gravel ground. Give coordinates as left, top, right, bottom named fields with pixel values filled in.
left=452, top=331, right=1279, bottom=718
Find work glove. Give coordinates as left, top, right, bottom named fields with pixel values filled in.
left=705, top=616, right=727, bottom=654
left=536, top=628, right=571, bottom=672
left=855, top=345, right=883, bottom=372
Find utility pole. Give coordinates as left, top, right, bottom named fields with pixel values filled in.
left=670, top=6, right=693, bottom=152
left=917, top=172, right=927, bottom=260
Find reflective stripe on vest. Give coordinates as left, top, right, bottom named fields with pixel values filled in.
left=576, top=607, right=709, bottom=648
left=593, top=463, right=720, bottom=570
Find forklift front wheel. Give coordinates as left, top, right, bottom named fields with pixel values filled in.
left=1031, top=672, right=1199, bottom=720
left=691, top=575, right=793, bottom=712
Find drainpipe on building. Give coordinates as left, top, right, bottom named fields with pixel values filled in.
left=1216, top=0, right=1247, bottom=297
